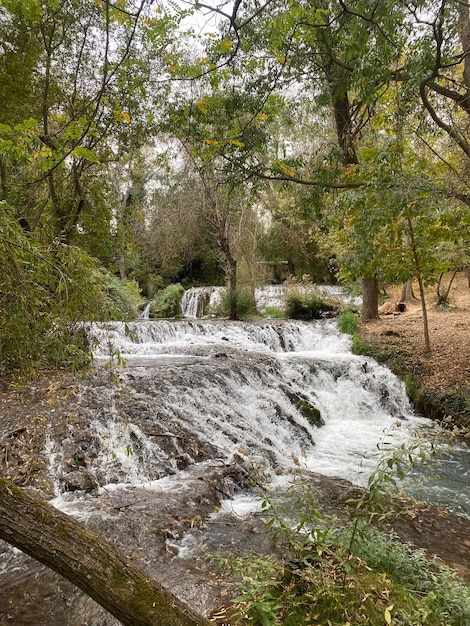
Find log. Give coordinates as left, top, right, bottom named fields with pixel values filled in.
left=0, top=478, right=211, bottom=626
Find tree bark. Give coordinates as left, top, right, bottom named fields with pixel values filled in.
left=361, top=276, right=379, bottom=321
left=219, top=212, right=238, bottom=319
left=0, top=478, right=211, bottom=626
left=399, top=280, right=419, bottom=304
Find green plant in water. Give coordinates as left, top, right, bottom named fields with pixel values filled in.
left=149, top=283, right=185, bottom=318
left=285, top=290, right=340, bottom=320
left=264, top=306, right=286, bottom=319
left=337, top=310, right=359, bottom=334
left=215, top=287, right=256, bottom=319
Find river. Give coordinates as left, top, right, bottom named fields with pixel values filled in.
left=0, top=316, right=469, bottom=624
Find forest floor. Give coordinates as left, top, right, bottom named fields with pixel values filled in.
left=359, top=270, right=470, bottom=436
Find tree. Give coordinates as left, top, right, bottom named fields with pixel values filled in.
left=0, top=478, right=210, bottom=626
left=0, top=0, right=179, bottom=242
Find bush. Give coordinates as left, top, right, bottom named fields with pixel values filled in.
left=264, top=306, right=287, bottom=319
left=215, top=288, right=257, bottom=319
left=221, top=474, right=470, bottom=626
left=285, top=291, right=339, bottom=320
left=0, top=204, right=147, bottom=372
left=337, top=310, right=359, bottom=334
left=150, top=283, right=185, bottom=318
left=103, top=275, right=142, bottom=320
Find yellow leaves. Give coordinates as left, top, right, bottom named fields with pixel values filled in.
left=204, top=139, right=219, bottom=146
left=229, top=139, right=245, bottom=148
left=256, top=112, right=269, bottom=121
left=216, top=39, right=233, bottom=54
left=33, top=145, right=52, bottom=159
left=280, top=163, right=295, bottom=177
left=121, top=112, right=131, bottom=124
left=196, top=99, right=210, bottom=114
left=167, top=63, right=180, bottom=73
left=384, top=604, right=394, bottom=625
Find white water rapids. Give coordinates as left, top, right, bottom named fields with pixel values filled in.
left=88, top=317, right=468, bottom=514
left=1, top=317, right=469, bottom=626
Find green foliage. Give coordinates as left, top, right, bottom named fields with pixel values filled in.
left=149, top=283, right=185, bottom=318
left=221, top=442, right=469, bottom=626
left=103, top=275, right=142, bottom=321
left=263, top=306, right=286, bottom=319
left=285, top=290, right=340, bottom=320
left=0, top=204, right=139, bottom=372
left=216, top=288, right=257, bottom=319
left=337, top=311, right=359, bottom=335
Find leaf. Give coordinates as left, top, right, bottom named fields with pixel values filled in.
left=72, top=146, right=99, bottom=163
left=384, top=604, right=394, bottom=625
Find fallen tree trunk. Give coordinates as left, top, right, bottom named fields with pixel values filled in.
left=0, top=478, right=211, bottom=626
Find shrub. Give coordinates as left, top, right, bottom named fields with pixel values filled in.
left=0, top=206, right=132, bottom=371
left=150, top=283, right=185, bottom=318
left=215, top=288, right=257, bottom=319
left=103, top=274, right=142, bottom=320
left=220, top=442, right=470, bottom=626
left=264, top=306, right=287, bottom=319
left=337, top=310, right=359, bottom=334
left=285, top=291, right=339, bottom=320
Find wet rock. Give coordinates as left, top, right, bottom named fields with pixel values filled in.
left=61, top=470, right=98, bottom=493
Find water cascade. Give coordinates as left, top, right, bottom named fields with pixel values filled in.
left=1, top=318, right=469, bottom=625
left=178, top=284, right=361, bottom=318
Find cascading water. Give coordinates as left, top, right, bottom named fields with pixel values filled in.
left=177, top=283, right=361, bottom=318
left=1, top=318, right=469, bottom=625
left=88, top=317, right=468, bottom=507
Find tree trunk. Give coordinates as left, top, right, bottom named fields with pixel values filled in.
left=361, top=276, right=379, bottom=321
left=436, top=270, right=458, bottom=304
left=399, top=280, right=419, bottom=303
left=219, top=214, right=238, bottom=319
left=0, top=478, right=211, bottom=626
left=405, top=214, right=431, bottom=356
left=416, top=272, right=432, bottom=356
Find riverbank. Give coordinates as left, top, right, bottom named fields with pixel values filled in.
left=358, top=271, right=470, bottom=437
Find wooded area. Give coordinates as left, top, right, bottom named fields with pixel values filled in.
left=1, top=1, right=470, bottom=621
left=1, top=0, right=469, bottom=368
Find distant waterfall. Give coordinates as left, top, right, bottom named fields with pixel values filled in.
left=178, top=284, right=361, bottom=319
left=179, top=286, right=224, bottom=318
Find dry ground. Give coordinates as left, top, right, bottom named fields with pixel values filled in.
left=360, top=271, right=470, bottom=430
left=360, top=271, right=469, bottom=391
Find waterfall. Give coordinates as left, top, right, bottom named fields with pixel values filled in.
left=179, top=283, right=361, bottom=318
left=85, top=318, right=470, bottom=514
left=2, top=317, right=469, bottom=625
left=86, top=319, right=423, bottom=482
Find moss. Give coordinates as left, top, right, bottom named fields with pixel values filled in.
left=298, top=401, right=323, bottom=427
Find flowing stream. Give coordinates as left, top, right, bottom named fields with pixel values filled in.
left=1, top=317, right=469, bottom=624
left=89, top=318, right=468, bottom=510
